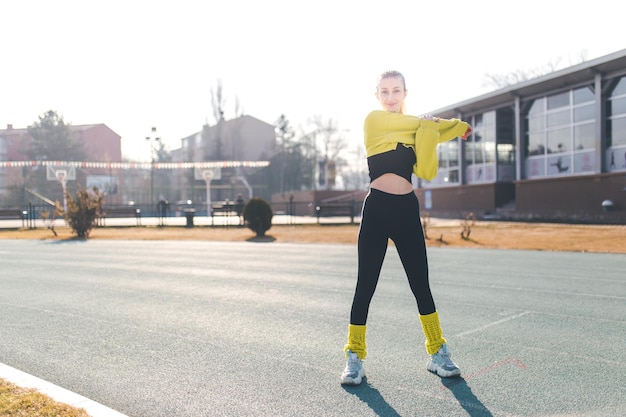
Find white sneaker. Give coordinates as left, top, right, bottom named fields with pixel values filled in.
left=340, top=350, right=365, bottom=385
left=427, top=344, right=461, bottom=377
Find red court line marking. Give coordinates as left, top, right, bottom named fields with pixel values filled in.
left=440, top=358, right=527, bottom=389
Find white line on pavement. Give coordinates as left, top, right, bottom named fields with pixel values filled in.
left=454, top=311, right=531, bottom=338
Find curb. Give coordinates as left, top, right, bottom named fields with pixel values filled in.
left=0, top=362, right=130, bottom=417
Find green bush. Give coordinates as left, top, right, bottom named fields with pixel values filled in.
left=242, top=197, right=273, bottom=237
left=57, top=186, right=103, bottom=239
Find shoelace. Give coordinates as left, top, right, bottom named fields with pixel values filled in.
left=434, top=347, right=454, bottom=365
left=346, top=355, right=360, bottom=373
left=436, top=345, right=451, bottom=358
left=437, top=350, right=457, bottom=368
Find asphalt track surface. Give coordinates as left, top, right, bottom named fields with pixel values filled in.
left=0, top=239, right=624, bottom=417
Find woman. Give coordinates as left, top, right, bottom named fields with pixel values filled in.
left=340, top=70, right=472, bottom=385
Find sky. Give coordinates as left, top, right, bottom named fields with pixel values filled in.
left=1, top=0, right=624, bottom=163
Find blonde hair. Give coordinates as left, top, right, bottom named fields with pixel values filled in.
left=376, top=70, right=407, bottom=114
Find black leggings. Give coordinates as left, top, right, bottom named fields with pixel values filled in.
left=349, top=188, right=436, bottom=325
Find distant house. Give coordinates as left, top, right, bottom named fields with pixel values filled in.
left=70, top=124, right=122, bottom=162
left=172, top=115, right=276, bottom=205
left=0, top=123, right=124, bottom=205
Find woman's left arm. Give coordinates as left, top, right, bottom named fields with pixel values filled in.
left=434, top=118, right=472, bottom=143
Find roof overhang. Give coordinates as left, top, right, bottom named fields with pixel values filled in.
left=432, top=48, right=626, bottom=118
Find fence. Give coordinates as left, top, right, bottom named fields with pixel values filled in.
left=0, top=200, right=363, bottom=229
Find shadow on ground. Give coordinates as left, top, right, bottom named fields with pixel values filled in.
left=342, top=379, right=401, bottom=417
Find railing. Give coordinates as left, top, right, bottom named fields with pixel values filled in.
left=314, top=203, right=357, bottom=224
left=0, top=201, right=362, bottom=229
left=0, top=203, right=43, bottom=229
left=99, top=206, right=142, bottom=226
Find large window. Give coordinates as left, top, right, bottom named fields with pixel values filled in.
left=524, top=86, right=596, bottom=178
left=607, top=76, right=626, bottom=172
left=496, top=107, right=515, bottom=181
left=419, top=139, right=461, bottom=187
left=0, top=137, right=6, bottom=169
left=463, top=108, right=515, bottom=183
left=465, top=111, right=496, bottom=183
left=421, top=108, right=516, bottom=188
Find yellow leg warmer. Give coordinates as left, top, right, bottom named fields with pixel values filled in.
left=419, top=312, right=448, bottom=355
left=343, top=324, right=367, bottom=360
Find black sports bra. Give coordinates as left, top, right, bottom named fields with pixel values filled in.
left=367, top=143, right=415, bottom=183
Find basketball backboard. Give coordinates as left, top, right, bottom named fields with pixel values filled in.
left=194, top=167, right=221, bottom=181
left=46, top=165, right=76, bottom=182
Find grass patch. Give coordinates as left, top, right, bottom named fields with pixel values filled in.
left=0, top=378, right=89, bottom=417
left=0, top=221, right=624, bottom=253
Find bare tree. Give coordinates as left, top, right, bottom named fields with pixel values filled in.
left=341, top=142, right=369, bottom=191
left=210, top=79, right=226, bottom=124
left=233, top=96, right=244, bottom=118
left=207, top=79, right=245, bottom=160
left=210, top=79, right=244, bottom=122
left=208, top=79, right=226, bottom=160
left=307, top=115, right=348, bottom=189
left=274, top=115, right=292, bottom=193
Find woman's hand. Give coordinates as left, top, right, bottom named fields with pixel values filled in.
left=421, top=114, right=440, bottom=122
left=461, top=124, right=473, bottom=140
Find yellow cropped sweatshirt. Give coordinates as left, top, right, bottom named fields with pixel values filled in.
left=363, top=110, right=469, bottom=181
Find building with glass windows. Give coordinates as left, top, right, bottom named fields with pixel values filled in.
left=414, top=49, right=626, bottom=223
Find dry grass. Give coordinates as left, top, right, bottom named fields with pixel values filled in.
left=0, top=378, right=89, bottom=417
left=1, top=220, right=624, bottom=253
left=421, top=221, right=626, bottom=253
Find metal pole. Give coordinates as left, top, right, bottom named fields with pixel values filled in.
left=61, top=178, right=68, bottom=213
left=146, top=127, right=159, bottom=215
left=150, top=164, right=153, bottom=212
left=206, top=180, right=212, bottom=217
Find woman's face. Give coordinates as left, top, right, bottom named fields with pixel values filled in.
left=376, top=76, right=406, bottom=113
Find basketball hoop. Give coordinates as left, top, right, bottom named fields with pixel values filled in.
left=46, top=165, right=76, bottom=182
left=194, top=167, right=222, bottom=181
left=56, top=170, right=67, bottom=183
left=193, top=167, right=221, bottom=217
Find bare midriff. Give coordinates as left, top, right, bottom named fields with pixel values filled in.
left=370, top=173, right=413, bottom=195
